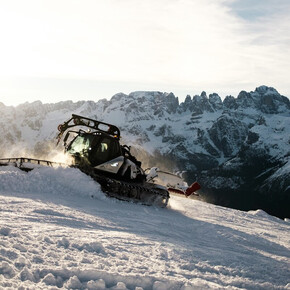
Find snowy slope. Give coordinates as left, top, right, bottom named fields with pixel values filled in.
left=0, top=166, right=289, bottom=289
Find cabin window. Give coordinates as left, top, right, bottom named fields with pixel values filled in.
left=89, top=136, right=121, bottom=166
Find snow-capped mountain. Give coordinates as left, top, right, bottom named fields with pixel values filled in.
left=0, top=85, right=289, bottom=218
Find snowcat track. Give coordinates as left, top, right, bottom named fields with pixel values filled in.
left=77, top=166, right=169, bottom=208
left=0, top=158, right=169, bottom=207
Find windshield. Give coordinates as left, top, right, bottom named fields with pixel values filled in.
left=89, top=136, right=121, bottom=166
left=67, top=133, right=121, bottom=166
left=67, top=134, right=94, bottom=156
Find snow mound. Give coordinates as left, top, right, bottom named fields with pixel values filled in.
left=0, top=166, right=104, bottom=200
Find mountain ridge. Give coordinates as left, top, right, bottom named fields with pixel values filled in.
left=0, top=85, right=289, bottom=218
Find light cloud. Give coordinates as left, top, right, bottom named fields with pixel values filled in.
left=0, top=0, right=289, bottom=105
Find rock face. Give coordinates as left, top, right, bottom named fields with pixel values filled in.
left=0, top=86, right=289, bottom=218
left=208, top=115, right=248, bottom=157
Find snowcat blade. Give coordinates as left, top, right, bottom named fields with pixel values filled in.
left=89, top=171, right=170, bottom=208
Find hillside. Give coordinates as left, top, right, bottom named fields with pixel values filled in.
left=0, top=85, right=289, bottom=218
left=0, top=165, right=289, bottom=289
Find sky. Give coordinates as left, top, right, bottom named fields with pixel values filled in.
left=0, top=0, right=289, bottom=106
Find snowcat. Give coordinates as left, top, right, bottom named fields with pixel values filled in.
left=0, top=114, right=200, bottom=206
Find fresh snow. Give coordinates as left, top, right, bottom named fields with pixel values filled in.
left=0, top=166, right=289, bottom=289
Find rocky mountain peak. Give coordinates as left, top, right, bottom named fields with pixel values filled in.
left=254, top=85, right=278, bottom=95
left=209, top=93, right=223, bottom=110
left=108, top=91, right=180, bottom=115
left=223, top=95, right=238, bottom=110
left=236, top=85, right=289, bottom=113
left=110, top=92, right=128, bottom=103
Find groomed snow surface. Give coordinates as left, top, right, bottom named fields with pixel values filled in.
left=0, top=166, right=289, bottom=290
